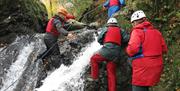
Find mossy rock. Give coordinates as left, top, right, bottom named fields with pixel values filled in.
left=0, top=0, right=48, bottom=44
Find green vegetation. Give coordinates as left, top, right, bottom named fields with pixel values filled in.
left=41, top=0, right=93, bottom=19
left=41, top=0, right=59, bottom=18
left=22, top=0, right=47, bottom=22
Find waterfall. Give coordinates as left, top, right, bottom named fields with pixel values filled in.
left=36, top=38, right=101, bottom=91
left=0, top=34, right=46, bottom=91
left=0, top=43, right=34, bottom=91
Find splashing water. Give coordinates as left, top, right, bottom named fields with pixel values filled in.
left=0, top=34, right=45, bottom=91
left=0, top=43, right=34, bottom=91
left=36, top=38, right=101, bottom=91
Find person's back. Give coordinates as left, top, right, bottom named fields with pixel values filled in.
left=109, top=0, right=120, bottom=6
left=104, top=25, right=121, bottom=46
left=130, top=21, right=167, bottom=85
left=131, top=21, right=166, bottom=57
left=141, top=27, right=165, bottom=56
left=98, top=23, right=122, bottom=61
left=89, top=18, right=129, bottom=91
left=126, top=10, right=167, bottom=91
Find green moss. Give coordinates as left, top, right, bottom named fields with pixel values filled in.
left=71, top=0, right=93, bottom=19
left=176, top=11, right=180, bottom=20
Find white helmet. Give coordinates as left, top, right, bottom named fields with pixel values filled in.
left=131, top=10, right=146, bottom=22
left=65, top=2, right=74, bottom=8
left=107, top=18, right=118, bottom=24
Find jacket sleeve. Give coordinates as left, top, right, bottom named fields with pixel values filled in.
left=103, top=0, right=109, bottom=8
left=161, top=36, right=168, bottom=54
left=126, top=29, right=142, bottom=57
left=53, top=18, right=68, bottom=36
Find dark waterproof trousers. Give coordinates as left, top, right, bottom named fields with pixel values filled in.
left=42, top=33, right=60, bottom=59
left=90, top=53, right=117, bottom=91
left=132, top=85, right=149, bottom=91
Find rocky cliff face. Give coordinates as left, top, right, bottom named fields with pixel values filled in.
left=0, top=0, right=48, bottom=44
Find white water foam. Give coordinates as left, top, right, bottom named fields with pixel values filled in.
left=0, top=43, right=34, bottom=91
left=37, top=38, right=101, bottom=91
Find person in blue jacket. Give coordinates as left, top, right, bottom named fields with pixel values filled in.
left=103, top=0, right=126, bottom=18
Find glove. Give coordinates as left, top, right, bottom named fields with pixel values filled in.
left=66, top=19, right=76, bottom=25
left=67, top=33, right=77, bottom=41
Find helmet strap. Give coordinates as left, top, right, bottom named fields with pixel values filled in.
left=108, top=23, right=118, bottom=27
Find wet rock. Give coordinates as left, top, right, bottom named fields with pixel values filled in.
left=45, top=29, right=96, bottom=70
left=0, top=34, right=46, bottom=91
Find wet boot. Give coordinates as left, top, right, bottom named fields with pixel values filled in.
left=42, top=58, right=53, bottom=71
left=87, top=75, right=98, bottom=82
left=86, top=75, right=99, bottom=91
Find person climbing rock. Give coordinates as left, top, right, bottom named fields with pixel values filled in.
left=126, top=10, right=168, bottom=91
left=103, top=0, right=126, bottom=18
left=38, top=7, right=87, bottom=69
left=88, top=17, right=129, bottom=91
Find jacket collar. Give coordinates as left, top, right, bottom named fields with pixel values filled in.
left=133, top=21, right=154, bottom=30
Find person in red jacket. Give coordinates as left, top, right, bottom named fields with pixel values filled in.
left=39, top=7, right=87, bottom=69
left=126, top=10, right=168, bottom=91
left=89, top=18, right=128, bottom=91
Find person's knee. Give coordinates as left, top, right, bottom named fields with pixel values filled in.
left=90, top=55, right=96, bottom=62
left=90, top=53, right=100, bottom=61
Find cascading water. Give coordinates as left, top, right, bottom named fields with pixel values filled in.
left=0, top=30, right=100, bottom=91
left=36, top=37, right=101, bottom=91
left=0, top=43, right=34, bottom=91
left=0, top=34, right=46, bottom=91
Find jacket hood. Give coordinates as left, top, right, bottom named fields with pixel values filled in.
left=133, top=21, right=154, bottom=30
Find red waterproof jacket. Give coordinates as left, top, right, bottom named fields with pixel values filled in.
left=126, top=21, right=168, bottom=86
left=104, top=0, right=125, bottom=7
left=104, top=26, right=122, bottom=45
left=46, top=17, right=64, bottom=36
left=46, top=14, right=75, bottom=36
